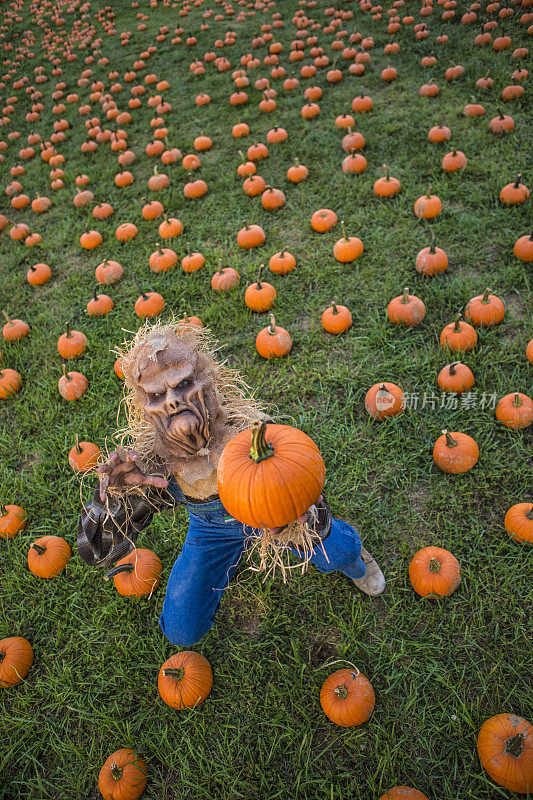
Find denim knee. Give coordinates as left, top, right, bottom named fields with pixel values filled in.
left=158, top=612, right=213, bottom=648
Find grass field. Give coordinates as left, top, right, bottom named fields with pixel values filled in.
left=0, top=0, right=532, bottom=797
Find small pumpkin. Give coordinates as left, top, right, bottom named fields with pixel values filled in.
left=28, top=535, right=71, bottom=578
left=148, top=247, right=178, bottom=273
left=87, top=286, right=113, bottom=316
left=442, top=149, right=467, bottom=172
left=181, top=246, right=205, bottom=274
left=269, top=248, right=296, bottom=275
left=116, top=222, right=138, bottom=242
left=59, top=365, right=88, bottom=401
left=440, top=314, right=478, bottom=352
left=57, top=323, right=87, bottom=359
left=464, top=289, right=504, bottom=327
left=527, top=339, right=533, bottom=365
left=217, top=421, right=324, bottom=529
left=437, top=362, right=474, bottom=394
left=237, top=221, right=266, bottom=249
left=0, top=368, right=23, bottom=399
left=416, top=231, right=448, bottom=275
left=414, top=192, right=442, bottom=219
left=68, top=435, right=101, bottom=472
left=433, top=429, right=479, bottom=473
left=320, top=665, right=375, bottom=727
left=495, top=392, right=533, bottom=429
left=333, top=221, right=363, bottom=263
left=428, top=124, right=451, bottom=143
left=0, top=504, right=27, bottom=538
left=311, top=208, right=338, bottom=233
left=504, top=503, right=533, bottom=546
left=244, top=266, right=276, bottom=312
left=158, top=217, right=183, bottom=239
left=261, top=186, right=286, bottom=211
left=373, top=165, right=401, bottom=197
left=286, top=159, right=308, bottom=183
left=114, top=358, right=125, bottom=380
left=322, top=302, right=352, bottom=334
left=0, top=637, right=33, bottom=688
left=255, top=314, right=292, bottom=359
left=513, top=233, right=533, bottom=263
left=80, top=229, right=102, bottom=250
left=104, top=548, right=162, bottom=597
left=95, top=260, right=123, bottom=285
left=387, top=288, right=426, bottom=327
left=211, top=261, right=240, bottom=292
left=98, top=748, right=148, bottom=800
left=409, top=546, right=461, bottom=598
left=2, top=311, right=30, bottom=341
left=378, top=788, right=430, bottom=800
left=365, top=383, right=405, bottom=420
left=500, top=174, right=530, bottom=205
left=158, top=651, right=213, bottom=709
left=477, top=714, right=533, bottom=794
left=133, top=275, right=165, bottom=318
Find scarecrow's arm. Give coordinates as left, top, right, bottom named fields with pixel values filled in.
left=77, top=486, right=176, bottom=568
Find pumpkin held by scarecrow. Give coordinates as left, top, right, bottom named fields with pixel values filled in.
left=78, top=319, right=385, bottom=646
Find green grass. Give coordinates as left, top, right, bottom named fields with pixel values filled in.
left=0, top=0, right=532, bottom=798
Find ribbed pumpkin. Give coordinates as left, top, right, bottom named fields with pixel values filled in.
left=68, top=435, right=101, bottom=472
left=387, top=288, right=426, bottom=326
left=464, top=289, right=505, bottom=327
left=0, top=369, right=23, bottom=399
left=365, top=383, right=405, bottom=420
left=477, top=714, right=533, bottom=794
left=158, top=651, right=213, bottom=709
left=378, top=787, right=430, bottom=800
left=322, top=303, right=352, bottom=334
left=104, top=548, right=162, bottom=597
left=98, top=748, right=148, bottom=800
left=437, top=362, right=474, bottom=394
left=28, top=536, right=71, bottom=578
left=0, top=637, right=33, bottom=687
left=244, top=266, right=276, bottom=312
left=433, top=429, right=479, bottom=473
left=217, top=421, right=325, bottom=529
left=504, top=503, right=533, bottom=546
left=2, top=312, right=30, bottom=341
left=320, top=666, right=375, bottom=727
left=0, top=504, right=27, bottom=538
left=415, top=231, right=448, bottom=275
left=333, top=222, right=363, bottom=262
left=255, top=315, right=292, bottom=359
left=495, top=393, right=533, bottom=429
left=57, top=323, right=87, bottom=359
left=409, top=546, right=461, bottom=598
left=440, top=315, right=477, bottom=352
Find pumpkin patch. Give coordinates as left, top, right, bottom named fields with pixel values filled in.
left=0, top=0, right=530, bottom=795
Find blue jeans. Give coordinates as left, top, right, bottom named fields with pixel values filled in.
left=158, top=491, right=365, bottom=647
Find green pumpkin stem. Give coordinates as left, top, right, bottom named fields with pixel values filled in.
left=334, top=684, right=349, bottom=699
left=341, top=220, right=349, bottom=241
left=514, top=174, right=521, bottom=189
left=75, top=434, right=81, bottom=454
left=525, top=507, right=533, bottom=521
left=249, top=421, right=275, bottom=463
left=31, top=543, right=47, bottom=555
left=453, top=314, right=462, bottom=333
left=505, top=733, right=525, bottom=759
left=2, top=310, right=11, bottom=325
left=429, top=557, right=441, bottom=573
left=268, top=313, right=277, bottom=335
left=481, top=288, right=491, bottom=303
left=256, top=264, right=263, bottom=289
left=92, top=285, right=99, bottom=302
left=163, top=667, right=185, bottom=681
left=110, top=762, right=122, bottom=781
left=104, top=563, right=135, bottom=581
left=449, top=362, right=459, bottom=376
left=429, top=229, right=436, bottom=254
left=66, top=322, right=72, bottom=338
left=401, top=287, right=410, bottom=304
left=61, top=364, right=71, bottom=382
left=442, top=429, right=457, bottom=448
left=331, top=302, right=339, bottom=315
left=513, top=393, right=522, bottom=407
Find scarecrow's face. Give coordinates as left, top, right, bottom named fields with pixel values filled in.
left=135, top=341, right=216, bottom=457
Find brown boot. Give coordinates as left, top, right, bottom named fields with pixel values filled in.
left=351, top=545, right=386, bottom=596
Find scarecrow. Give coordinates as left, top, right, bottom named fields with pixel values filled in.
left=78, top=320, right=385, bottom=646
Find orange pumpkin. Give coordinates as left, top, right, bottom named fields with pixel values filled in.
left=0, top=637, right=33, bottom=687
left=477, top=714, right=533, bottom=793
left=28, top=536, right=71, bottom=578
left=211, top=265, right=240, bottom=292
left=320, top=666, right=375, bottom=727
left=322, top=303, right=352, bottom=334
left=374, top=166, right=401, bottom=197
left=181, top=247, right=205, bottom=274
left=495, top=392, right=533, bottom=429
left=409, top=546, right=461, bottom=598
left=437, top=362, right=474, bottom=394
left=158, top=651, right=213, bottom=709
left=0, top=504, right=27, bottom=538
left=416, top=231, right=448, bottom=275
left=98, top=748, right=148, bottom=800
left=464, top=289, right=505, bottom=327
left=378, top=789, right=430, bottom=800
left=365, top=383, right=405, bottom=420
left=433, top=429, right=479, bottom=473
left=0, top=369, right=23, bottom=399
left=387, top=288, right=426, bottom=326
left=58, top=366, right=88, bottom=401
left=57, top=323, right=87, bottom=359
left=440, top=315, right=478, bottom=351
left=80, top=229, right=102, bottom=249
left=255, top=315, right=292, bottom=359
left=95, top=260, right=123, bottom=285
left=500, top=174, right=530, bottom=205
left=87, top=287, right=113, bottom=316
left=513, top=233, right=533, bottom=263
left=217, top=421, right=324, bottom=529
left=244, top=266, right=276, bottom=312
left=2, top=312, right=29, bottom=341
left=333, top=222, right=363, bottom=262
left=311, top=208, right=338, bottom=233
left=504, top=503, right=533, bottom=546
left=269, top=248, right=296, bottom=275
left=237, top=222, right=266, bottom=249
left=414, top=193, right=442, bottom=219
left=104, top=548, right=162, bottom=597
left=68, top=435, right=101, bottom=472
